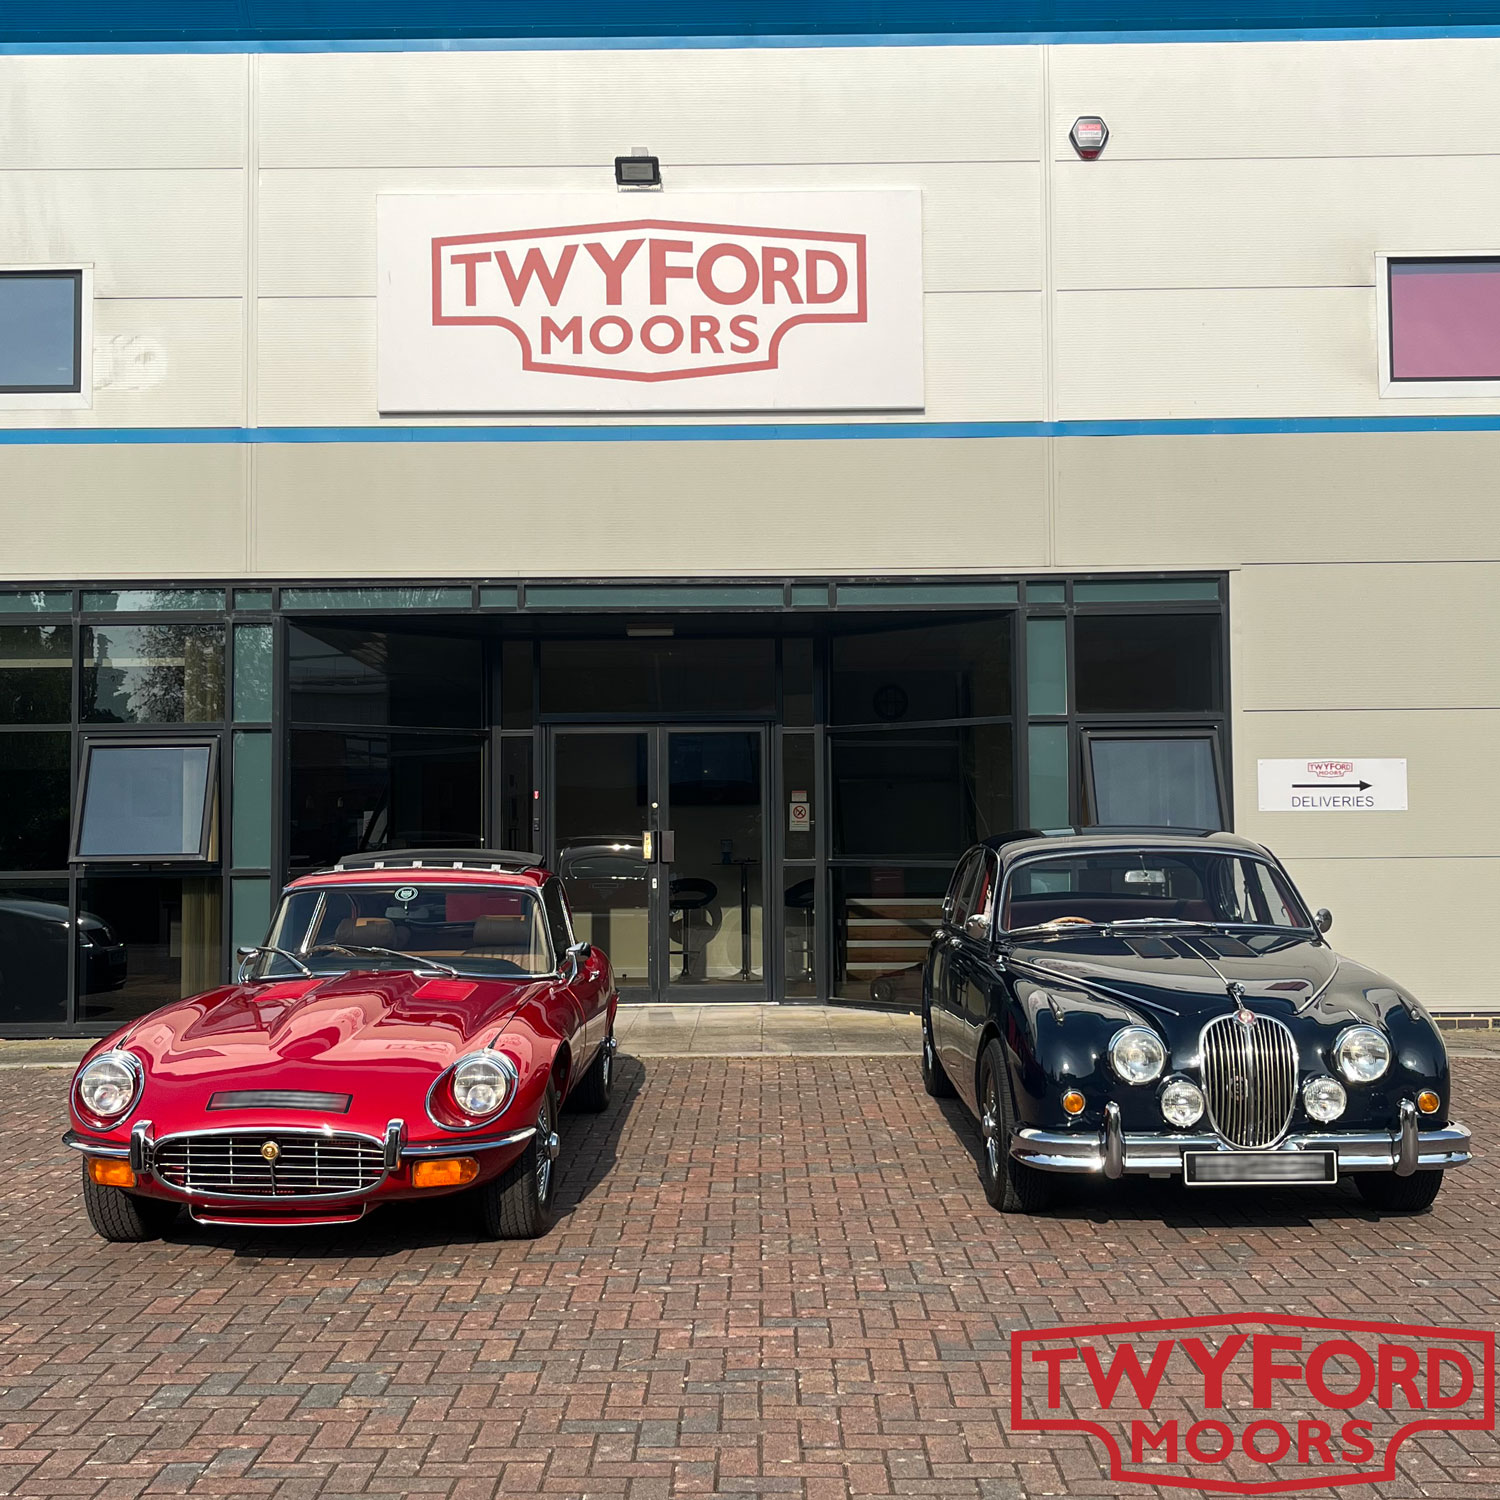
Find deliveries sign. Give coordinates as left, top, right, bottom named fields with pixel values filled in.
left=377, top=191, right=923, bottom=413
left=1012, top=1312, right=1494, bottom=1494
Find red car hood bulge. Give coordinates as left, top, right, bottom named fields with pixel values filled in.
left=111, top=970, right=548, bottom=1140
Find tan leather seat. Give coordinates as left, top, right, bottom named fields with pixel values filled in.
left=334, top=916, right=397, bottom=947
left=464, top=914, right=550, bottom=970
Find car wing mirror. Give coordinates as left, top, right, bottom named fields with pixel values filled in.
left=563, top=940, right=594, bottom=978
left=235, top=943, right=257, bottom=981
left=1314, top=908, right=1333, bottom=934
left=964, top=913, right=991, bottom=941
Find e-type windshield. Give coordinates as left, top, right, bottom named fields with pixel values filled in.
left=1002, top=850, right=1311, bottom=933
left=252, top=883, right=555, bottom=980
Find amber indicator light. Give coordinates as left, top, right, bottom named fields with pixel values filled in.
left=1062, top=1090, right=1087, bottom=1116
left=1417, top=1090, right=1441, bottom=1114
left=87, top=1159, right=137, bottom=1188
left=412, top=1157, right=481, bottom=1189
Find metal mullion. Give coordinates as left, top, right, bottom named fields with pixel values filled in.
left=68, top=597, right=81, bottom=1027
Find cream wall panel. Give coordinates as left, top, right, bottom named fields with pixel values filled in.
left=0, top=300, right=244, bottom=429
left=1234, top=710, right=1500, bottom=859
left=1049, top=39, right=1500, bottom=162
left=251, top=438, right=1050, bottom=577
left=255, top=292, right=1043, bottom=425
left=1053, top=155, right=1500, bottom=291
left=0, top=55, right=245, bottom=168
left=1276, top=855, right=1500, bottom=1009
left=1233, top=562, right=1500, bottom=711
left=1053, top=432, right=1500, bottom=569
left=0, top=445, right=247, bottom=579
left=1051, top=287, right=1461, bottom=419
left=258, top=162, right=1040, bottom=297
left=257, top=47, right=1039, bottom=168
left=0, top=170, right=245, bottom=298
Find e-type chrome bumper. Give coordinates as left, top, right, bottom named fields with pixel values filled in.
left=1012, top=1099, right=1472, bottom=1179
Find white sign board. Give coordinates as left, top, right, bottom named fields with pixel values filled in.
left=377, top=191, right=924, bottom=414
left=1257, top=759, right=1408, bottom=812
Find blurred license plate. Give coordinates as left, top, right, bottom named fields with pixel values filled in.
left=1184, top=1151, right=1337, bottom=1187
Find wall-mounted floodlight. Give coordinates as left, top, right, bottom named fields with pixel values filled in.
left=1069, top=116, right=1109, bottom=159
left=615, top=146, right=662, bottom=190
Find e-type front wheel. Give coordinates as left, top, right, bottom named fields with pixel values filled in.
left=80, top=1162, right=180, bottom=1242
left=978, top=1039, right=1056, bottom=1214
left=1354, top=1169, right=1444, bottom=1213
left=472, top=1082, right=561, bottom=1239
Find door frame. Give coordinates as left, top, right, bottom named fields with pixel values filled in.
left=545, top=722, right=771, bottom=1002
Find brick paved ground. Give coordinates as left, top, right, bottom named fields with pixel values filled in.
left=2, top=1056, right=1498, bottom=1500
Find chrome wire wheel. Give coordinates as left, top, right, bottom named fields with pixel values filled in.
left=981, top=1075, right=1002, bottom=1182
left=536, top=1102, right=553, bottom=1206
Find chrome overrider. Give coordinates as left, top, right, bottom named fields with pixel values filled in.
left=1013, top=1097, right=1472, bottom=1178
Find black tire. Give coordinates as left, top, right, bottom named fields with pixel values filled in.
left=570, top=1025, right=614, bottom=1113
left=1355, top=1170, right=1443, bottom=1213
left=921, top=1006, right=956, bottom=1098
left=80, top=1163, right=180, bottom=1242
left=473, top=1082, right=560, bottom=1239
left=977, top=1039, right=1056, bottom=1214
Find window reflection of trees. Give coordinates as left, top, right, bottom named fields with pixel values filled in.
left=83, top=624, right=224, bottom=723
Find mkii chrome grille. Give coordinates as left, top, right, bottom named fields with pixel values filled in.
left=153, top=1130, right=384, bottom=1199
left=1200, top=1012, right=1297, bottom=1149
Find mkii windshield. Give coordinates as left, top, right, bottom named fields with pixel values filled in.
left=1002, top=851, right=1309, bottom=931
left=256, top=883, right=555, bottom=979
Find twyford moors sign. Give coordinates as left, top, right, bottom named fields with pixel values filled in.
left=376, top=191, right=924, bottom=413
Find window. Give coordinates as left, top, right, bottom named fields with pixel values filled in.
left=1074, top=615, right=1221, bottom=715
left=0, top=269, right=85, bottom=397
left=0, top=732, right=71, bottom=867
left=0, top=624, right=72, bottom=723
left=0, top=881, right=71, bottom=1024
left=830, top=617, right=1011, bottom=725
left=83, top=624, right=225, bottom=724
left=1384, top=256, right=1500, bottom=386
left=1081, top=732, right=1225, bottom=831
left=73, top=740, right=219, bottom=861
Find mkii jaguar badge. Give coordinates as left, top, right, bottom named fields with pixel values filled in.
left=1011, top=1313, right=1495, bottom=1494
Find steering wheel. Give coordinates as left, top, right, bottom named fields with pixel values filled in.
left=1046, top=916, right=1095, bottom=926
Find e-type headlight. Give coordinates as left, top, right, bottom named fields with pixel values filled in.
left=449, top=1052, right=517, bottom=1120
left=1304, top=1075, right=1347, bottom=1123
left=76, top=1051, right=141, bottom=1120
left=1159, top=1078, right=1205, bottom=1128
left=1109, top=1026, right=1166, bottom=1084
left=1334, top=1026, right=1390, bottom=1084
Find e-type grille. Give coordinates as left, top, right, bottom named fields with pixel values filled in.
left=153, top=1131, right=384, bottom=1199
left=1200, top=1012, right=1298, bottom=1149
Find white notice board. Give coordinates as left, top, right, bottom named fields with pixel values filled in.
left=1257, top=759, right=1408, bottom=812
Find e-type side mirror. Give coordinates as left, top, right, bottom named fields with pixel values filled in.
left=564, top=940, right=593, bottom=977
left=1315, top=908, right=1333, bottom=934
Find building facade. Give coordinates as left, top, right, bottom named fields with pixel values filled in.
left=2, top=11, right=1498, bottom=1030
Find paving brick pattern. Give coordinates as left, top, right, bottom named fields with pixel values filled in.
left=2, top=1057, right=1498, bottom=1499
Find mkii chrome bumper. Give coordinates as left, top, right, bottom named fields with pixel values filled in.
left=1012, top=1099, right=1472, bottom=1179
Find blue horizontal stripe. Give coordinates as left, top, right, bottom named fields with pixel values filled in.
left=5, top=416, right=1500, bottom=444
left=7, top=25, right=1500, bottom=50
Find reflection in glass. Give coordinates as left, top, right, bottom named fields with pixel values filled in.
left=83, top=624, right=224, bottom=723
left=78, top=876, right=223, bottom=1022
left=667, top=730, right=763, bottom=996
left=231, top=876, right=271, bottom=957
left=0, top=623, right=71, bottom=723
left=82, top=589, right=225, bottom=613
left=1028, top=723, right=1070, bottom=828
left=0, top=881, right=71, bottom=1023
left=288, top=624, right=480, bottom=728
left=1025, top=617, right=1067, bottom=717
left=1074, top=614, right=1221, bottom=714
left=540, top=638, right=775, bottom=716
left=499, top=736, right=535, bottom=852
left=830, top=724, right=1013, bottom=861
left=232, top=624, right=273, bottom=722
left=783, top=638, right=814, bottom=725
left=76, top=743, right=215, bottom=858
left=1086, top=735, right=1224, bottom=830
left=783, top=867, right=816, bottom=999
left=553, top=732, right=650, bottom=998
left=0, top=272, right=80, bottom=390
left=832, top=866, right=950, bottom=1004
left=232, top=731, right=271, bottom=867
left=0, top=731, right=70, bottom=867
left=287, top=728, right=484, bottom=872
left=830, top=617, right=1012, bottom=724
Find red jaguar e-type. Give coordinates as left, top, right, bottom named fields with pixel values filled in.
left=64, top=850, right=617, bottom=1241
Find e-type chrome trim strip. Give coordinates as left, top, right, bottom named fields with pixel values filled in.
left=62, top=1129, right=130, bottom=1159
left=400, top=1126, right=536, bottom=1158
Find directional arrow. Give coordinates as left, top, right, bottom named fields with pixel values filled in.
left=1293, top=780, right=1372, bottom=790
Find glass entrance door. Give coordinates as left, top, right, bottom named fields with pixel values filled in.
left=550, top=726, right=767, bottom=1002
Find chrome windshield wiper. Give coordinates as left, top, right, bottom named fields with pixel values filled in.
left=307, top=943, right=460, bottom=978
left=239, top=944, right=315, bottom=977
left=1103, top=918, right=1220, bottom=930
